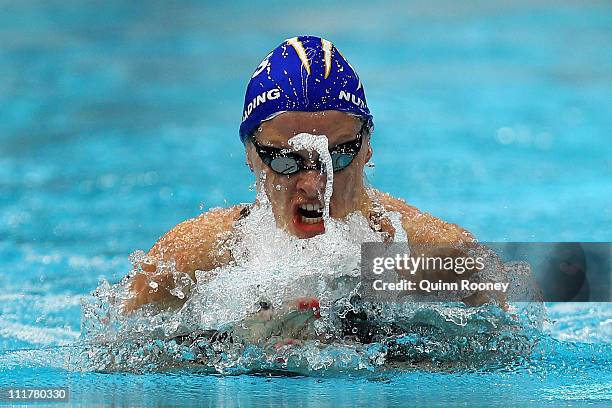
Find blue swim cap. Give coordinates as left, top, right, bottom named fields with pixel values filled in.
left=239, top=35, right=373, bottom=143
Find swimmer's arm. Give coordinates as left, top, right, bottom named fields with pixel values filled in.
left=374, top=190, right=475, bottom=244
left=375, top=190, right=506, bottom=307
left=123, top=205, right=244, bottom=313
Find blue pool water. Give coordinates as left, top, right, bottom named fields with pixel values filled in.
left=1, top=0, right=611, bottom=406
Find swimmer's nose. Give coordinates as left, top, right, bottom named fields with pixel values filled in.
left=295, top=171, right=326, bottom=198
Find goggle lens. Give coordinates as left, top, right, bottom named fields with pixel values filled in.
left=251, top=120, right=369, bottom=176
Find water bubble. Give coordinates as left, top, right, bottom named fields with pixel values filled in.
left=129, top=250, right=146, bottom=266
left=81, top=183, right=539, bottom=374
left=169, top=287, right=185, bottom=299
left=496, top=127, right=515, bottom=144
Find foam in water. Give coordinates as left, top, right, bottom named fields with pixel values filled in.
left=287, top=132, right=333, bottom=218
left=79, top=133, right=543, bottom=374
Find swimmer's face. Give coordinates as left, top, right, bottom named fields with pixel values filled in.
left=246, top=111, right=372, bottom=239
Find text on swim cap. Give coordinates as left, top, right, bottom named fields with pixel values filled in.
left=242, top=88, right=281, bottom=122
left=339, top=90, right=367, bottom=109
left=252, top=51, right=273, bottom=79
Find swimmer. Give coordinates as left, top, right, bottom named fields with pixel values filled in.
left=124, top=35, right=503, bottom=321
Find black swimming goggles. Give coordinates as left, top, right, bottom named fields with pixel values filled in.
left=249, top=120, right=370, bottom=176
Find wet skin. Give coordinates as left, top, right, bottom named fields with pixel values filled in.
left=245, top=110, right=373, bottom=239
left=125, top=111, right=500, bottom=315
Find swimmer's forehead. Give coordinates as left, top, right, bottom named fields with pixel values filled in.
left=256, top=111, right=362, bottom=147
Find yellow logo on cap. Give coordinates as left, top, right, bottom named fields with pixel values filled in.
left=287, top=37, right=311, bottom=75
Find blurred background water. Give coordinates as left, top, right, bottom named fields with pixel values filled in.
left=0, top=0, right=611, bottom=406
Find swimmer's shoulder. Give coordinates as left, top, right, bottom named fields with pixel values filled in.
left=146, top=205, right=247, bottom=275
left=372, top=189, right=475, bottom=244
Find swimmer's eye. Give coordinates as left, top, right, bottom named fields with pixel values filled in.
left=259, top=301, right=271, bottom=310
left=329, top=136, right=362, bottom=172
left=249, top=120, right=367, bottom=175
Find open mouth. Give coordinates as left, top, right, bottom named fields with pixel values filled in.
left=297, top=202, right=323, bottom=224
left=292, top=202, right=325, bottom=236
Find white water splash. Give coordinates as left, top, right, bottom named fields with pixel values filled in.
left=180, top=198, right=387, bottom=331
left=287, top=133, right=333, bottom=219
left=77, top=149, right=542, bottom=373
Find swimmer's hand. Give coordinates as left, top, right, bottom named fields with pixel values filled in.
left=123, top=263, right=196, bottom=314
left=231, top=297, right=321, bottom=346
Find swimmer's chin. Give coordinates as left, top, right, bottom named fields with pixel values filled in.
left=285, top=200, right=328, bottom=238
left=291, top=213, right=325, bottom=239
